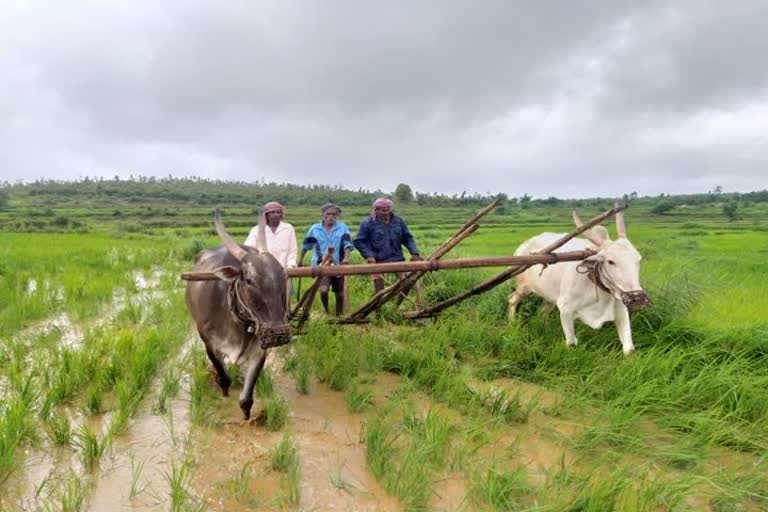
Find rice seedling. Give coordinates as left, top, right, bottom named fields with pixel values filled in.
left=470, top=466, right=531, bottom=511
left=363, top=415, right=398, bottom=481
left=295, top=362, right=310, bottom=395
left=82, top=382, right=103, bottom=415
left=228, top=460, right=256, bottom=504
left=45, top=413, right=72, bottom=445
left=0, top=390, right=36, bottom=481
left=153, top=365, right=181, bottom=414
left=189, top=356, right=212, bottom=426
left=329, top=451, right=358, bottom=493
left=129, top=454, right=149, bottom=499
left=42, top=471, right=86, bottom=512
left=270, top=432, right=298, bottom=473
left=285, top=452, right=301, bottom=506
left=267, top=431, right=301, bottom=505
left=255, top=365, right=275, bottom=398
left=419, top=409, right=452, bottom=466
left=263, top=396, right=288, bottom=432
left=344, top=383, right=374, bottom=413
left=72, top=423, right=105, bottom=471
left=163, top=458, right=200, bottom=512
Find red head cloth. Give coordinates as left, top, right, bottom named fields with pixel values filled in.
left=372, top=198, right=393, bottom=209
left=262, top=201, right=284, bottom=215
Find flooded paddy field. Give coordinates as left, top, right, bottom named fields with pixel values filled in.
left=1, top=201, right=767, bottom=511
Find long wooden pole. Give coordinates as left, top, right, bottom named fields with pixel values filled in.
left=402, top=204, right=628, bottom=319
left=284, top=251, right=591, bottom=277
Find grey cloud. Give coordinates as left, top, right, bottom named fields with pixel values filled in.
left=0, top=0, right=766, bottom=198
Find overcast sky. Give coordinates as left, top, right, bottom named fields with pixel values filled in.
left=1, top=1, right=766, bottom=198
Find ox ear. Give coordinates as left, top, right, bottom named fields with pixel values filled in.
left=212, top=265, right=241, bottom=281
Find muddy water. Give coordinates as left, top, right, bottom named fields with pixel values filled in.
left=87, top=377, right=192, bottom=510
left=190, top=355, right=402, bottom=511
left=0, top=269, right=184, bottom=511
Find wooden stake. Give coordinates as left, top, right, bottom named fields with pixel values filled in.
left=290, top=247, right=334, bottom=325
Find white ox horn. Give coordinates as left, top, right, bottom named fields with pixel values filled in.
left=573, top=210, right=609, bottom=247
left=214, top=208, right=250, bottom=261
left=615, top=203, right=627, bottom=239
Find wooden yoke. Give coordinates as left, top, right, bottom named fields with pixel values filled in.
left=402, top=204, right=628, bottom=319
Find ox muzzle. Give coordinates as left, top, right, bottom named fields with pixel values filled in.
left=621, top=290, right=652, bottom=312
left=258, top=323, right=292, bottom=349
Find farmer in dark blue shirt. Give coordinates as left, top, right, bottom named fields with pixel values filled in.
left=354, top=197, right=422, bottom=294
left=299, top=203, right=354, bottom=316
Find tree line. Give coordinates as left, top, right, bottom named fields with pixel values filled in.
left=1, top=177, right=767, bottom=213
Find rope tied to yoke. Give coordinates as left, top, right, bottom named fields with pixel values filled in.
left=228, top=279, right=292, bottom=350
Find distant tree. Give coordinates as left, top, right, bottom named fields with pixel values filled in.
left=722, top=201, right=739, bottom=221
left=519, top=193, right=531, bottom=209
left=712, top=185, right=723, bottom=195
left=651, top=201, right=676, bottom=215
left=394, top=183, right=414, bottom=204
left=0, top=190, right=8, bottom=209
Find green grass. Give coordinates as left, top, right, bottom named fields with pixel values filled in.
left=3, top=199, right=768, bottom=510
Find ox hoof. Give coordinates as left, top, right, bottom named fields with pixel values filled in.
left=244, top=410, right=266, bottom=426
left=566, top=340, right=578, bottom=348
left=240, top=399, right=254, bottom=421
left=217, top=376, right=232, bottom=395
left=623, top=347, right=635, bottom=357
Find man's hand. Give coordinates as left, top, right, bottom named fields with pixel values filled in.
left=341, top=257, right=349, bottom=265
left=367, top=257, right=376, bottom=264
left=411, top=254, right=423, bottom=261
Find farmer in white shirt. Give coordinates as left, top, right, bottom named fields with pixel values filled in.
left=244, top=201, right=298, bottom=305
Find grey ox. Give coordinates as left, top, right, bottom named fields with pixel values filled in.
left=508, top=209, right=650, bottom=355
left=185, top=210, right=291, bottom=420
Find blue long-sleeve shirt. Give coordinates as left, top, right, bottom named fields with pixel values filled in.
left=302, top=221, right=355, bottom=266
left=353, top=214, right=419, bottom=263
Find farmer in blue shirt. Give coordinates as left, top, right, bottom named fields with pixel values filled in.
left=354, top=197, right=422, bottom=295
left=299, top=203, right=354, bottom=316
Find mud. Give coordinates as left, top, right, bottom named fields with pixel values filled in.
left=189, top=354, right=401, bottom=511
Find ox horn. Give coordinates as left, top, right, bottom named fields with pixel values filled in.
left=256, top=207, right=268, bottom=253
left=615, top=203, right=627, bottom=238
left=572, top=210, right=584, bottom=228
left=214, top=208, right=250, bottom=261
left=573, top=210, right=609, bottom=246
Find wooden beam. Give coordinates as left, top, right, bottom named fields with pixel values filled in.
left=286, top=251, right=593, bottom=277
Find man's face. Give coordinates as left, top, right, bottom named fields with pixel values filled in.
left=266, top=211, right=282, bottom=226
left=322, top=210, right=338, bottom=226
left=374, top=206, right=391, bottom=220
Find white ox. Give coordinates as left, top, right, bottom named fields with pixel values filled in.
left=507, top=210, right=650, bottom=355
